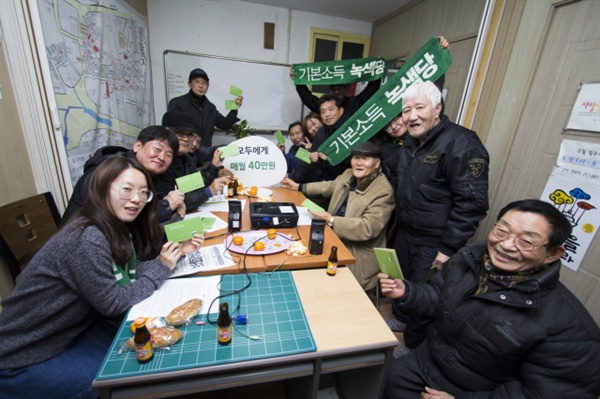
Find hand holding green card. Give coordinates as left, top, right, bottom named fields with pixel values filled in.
left=374, top=248, right=404, bottom=280
left=229, top=85, right=243, bottom=97
left=220, top=144, right=240, bottom=158
left=301, top=198, right=325, bottom=213
left=175, top=172, right=205, bottom=193
left=225, top=100, right=239, bottom=110
left=165, top=218, right=202, bottom=243
left=295, top=147, right=312, bottom=164
left=274, top=130, right=285, bottom=144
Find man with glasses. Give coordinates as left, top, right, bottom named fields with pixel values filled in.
left=379, top=199, right=600, bottom=399
left=155, top=112, right=230, bottom=218
left=61, top=125, right=182, bottom=224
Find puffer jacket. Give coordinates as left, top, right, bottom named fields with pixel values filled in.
left=305, top=168, right=395, bottom=290
left=396, top=240, right=600, bottom=398
left=393, top=115, right=489, bottom=257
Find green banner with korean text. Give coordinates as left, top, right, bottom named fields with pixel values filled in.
left=318, top=38, right=452, bottom=165
left=292, top=57, right=387, bottom=86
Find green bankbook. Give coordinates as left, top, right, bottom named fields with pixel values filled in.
left=374, top=247, right=404, bottom=280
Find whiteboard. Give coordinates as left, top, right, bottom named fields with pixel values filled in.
left=164, top=50, right=304, bottom=131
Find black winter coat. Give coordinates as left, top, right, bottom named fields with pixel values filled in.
left=395, top=241, right=600, bottom=398
left=392, top=115, right=489, bottom=256
left=168, top=91, right=239, bottom=147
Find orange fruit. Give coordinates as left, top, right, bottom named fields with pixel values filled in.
left=232, top=235, right=244, bottom=246
left=267, top=228, right=277, bottom=240
left=253, top=241, right=265, bottom=251
left=249, top=186, right=258, bottom=196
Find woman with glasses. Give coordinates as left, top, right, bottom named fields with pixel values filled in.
left=379, top=199, right=600, bottom=399
left=0, top=157, right=204, bottom=399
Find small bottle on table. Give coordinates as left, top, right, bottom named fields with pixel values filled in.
left=326, top=246, right=338, bottom=276
left=217, top=302, right=232, bottom=345
left=133, top=317, right=153, bottom=363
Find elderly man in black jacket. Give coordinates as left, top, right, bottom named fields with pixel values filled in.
left=380, top=199, right=600, bottom=399
left=387, top=80, right=489, bottom=348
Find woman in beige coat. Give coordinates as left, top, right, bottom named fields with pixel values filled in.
left=281, top=142, right=395, bottom=291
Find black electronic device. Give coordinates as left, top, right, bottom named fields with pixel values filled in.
left=308, top=219, right=326, bottom=255
left=228, top=200, right=242, bottom=232
left=249, top=202, right=299, bottom=228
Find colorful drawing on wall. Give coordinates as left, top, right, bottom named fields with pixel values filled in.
left=540, top=139, right=600, bottom=271
left=541, top=176, right=599, bottom=272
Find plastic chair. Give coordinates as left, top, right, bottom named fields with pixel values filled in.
left=0, top=192, right=60, bottom=282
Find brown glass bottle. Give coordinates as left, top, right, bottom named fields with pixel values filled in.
left=133, top=317, right=153, bottom=363
left=227, top=180, right=235, bottom=197
left=326, top=246, right=338, bottom=276
left=217, top=302, right=232, bottom=345
left=232, top=178, right=239, bottom=196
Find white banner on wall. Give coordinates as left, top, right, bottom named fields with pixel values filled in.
left=540, top=140, right=600, bottom=271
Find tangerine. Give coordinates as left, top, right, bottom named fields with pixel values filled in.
left=232, top=235, right=244, bottom=246
left=253, top=241, right=265, bottom=251
left=267, top=228, right=277, bottom=240
left=249, top=186, right=258, bottom=196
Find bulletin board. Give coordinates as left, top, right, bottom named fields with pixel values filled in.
left=164, top=50, right=304, bottom=131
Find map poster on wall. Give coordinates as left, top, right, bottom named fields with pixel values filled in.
left=540, top=140, right=600, bottom=271
left=33, top=0, right=154, bottom=185
left=565, top=82, right=600, bottom=133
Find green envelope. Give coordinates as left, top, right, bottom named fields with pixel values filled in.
left=229, top=85, right=243, bottom=97
left=274, top=130, right=285, bottom=144
left=164, top=217, right=216, bottom=243
left=220, top=144, right=240, bottom=158
left=301, top=198, right=325, bottom=213
left=295, top=147, right=312, bottom=164
left=175, top=172, right=205, bottom=193
left=225, top=100, right=239, bottom=110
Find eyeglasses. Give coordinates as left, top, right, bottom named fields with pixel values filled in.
left=385, top=116, right=403, bottom=132
left=491, top=224, right=547, bottom=252
left=113, top=184, right=153, bottom=203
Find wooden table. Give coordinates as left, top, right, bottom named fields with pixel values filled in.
left=197, top=187, right=355, bottom=275
left=93, top=268, right=398, bottom=399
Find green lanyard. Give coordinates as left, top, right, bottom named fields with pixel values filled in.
left=112, top=238, right=137, bottom=286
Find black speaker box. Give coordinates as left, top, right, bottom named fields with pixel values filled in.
left=309, top=219, right=326, bottom=255
left=228, top=200, right=242, bottom=232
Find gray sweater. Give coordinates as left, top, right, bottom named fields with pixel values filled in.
left=0, top=222, right=172, bottom=369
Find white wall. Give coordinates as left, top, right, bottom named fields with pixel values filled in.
left=147, top=0, right=372, bottom=121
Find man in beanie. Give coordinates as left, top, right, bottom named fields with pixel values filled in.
left=155, top=111, right=230, bottom=218
left=168, top=68, right=243, bottom=147
left=281, top=141, right=395, bottom=293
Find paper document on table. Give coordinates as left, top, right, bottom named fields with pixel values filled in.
left=296, top=206, right=314, bottom=226
left=184, top=211, right=227, bottom=232
left=170, top=244, right=235, bottom=278
left=198, top=199, right=246, bottom=213
left=127, top=276, right=220, bottom=320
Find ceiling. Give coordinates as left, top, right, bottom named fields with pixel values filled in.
left=239, top=0, right=410, bottom=23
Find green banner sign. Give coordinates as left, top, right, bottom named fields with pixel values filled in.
left=292, top=57, right=387, bottom=86
left=318, top=37, right=452, bottom=165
